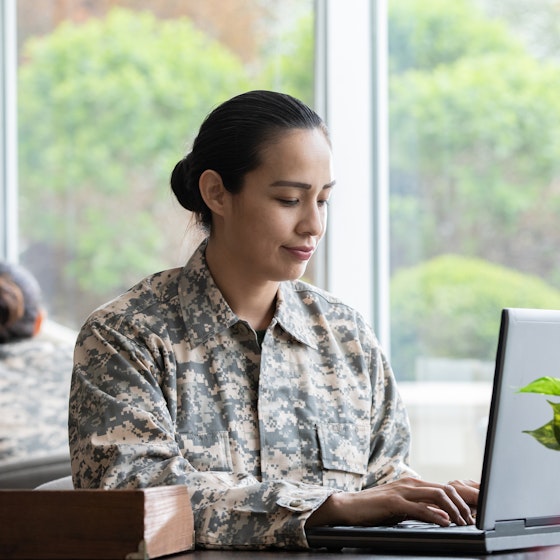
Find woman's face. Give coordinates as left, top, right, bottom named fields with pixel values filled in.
left=221, top=127, right=334, bottom=283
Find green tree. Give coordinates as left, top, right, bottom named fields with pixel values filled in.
left=477, top=0, right=560, bottom=63
left=18, top=8, right=250, bottom=323
left=259, top=12, right=315, bottom=107
left=389, top=0, right=524, bottom=74
left=390, top=53, right=560, bottom=269
left=390, top=255, right=560, bottom=380
left=388, top=0, right=560, bottom=287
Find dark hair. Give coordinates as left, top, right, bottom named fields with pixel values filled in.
left=170, top=90, right=330, bottom=230
left=0, top=262, right=42, bottom=343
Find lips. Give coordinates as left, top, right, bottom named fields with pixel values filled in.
left=284, top=246, right=315, bottom=261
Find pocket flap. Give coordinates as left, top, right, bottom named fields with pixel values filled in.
left=317, top=422, right=368, bottom=475
left=181, top=430, right=233, bottom=472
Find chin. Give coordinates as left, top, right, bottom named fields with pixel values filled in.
left=285, top=265, right=309, bottom=282
left=267, top=268, right=305, bottom=283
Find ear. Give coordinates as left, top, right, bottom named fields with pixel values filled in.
left=199, top=170, right=228, bottom=218
left=33, top=309, right=45, bottom=337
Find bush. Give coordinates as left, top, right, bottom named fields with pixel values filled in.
left=390, top=255, right=560, bottom=379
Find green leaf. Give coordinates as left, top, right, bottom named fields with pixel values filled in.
left=523, top=420, right=560, bottom=451
left=518, top=376, right=560, bottom=396
left=550, top=400, right=560, bottom=446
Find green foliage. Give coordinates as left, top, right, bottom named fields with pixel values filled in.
left=390, top=53, right=560, bottom=179
left=390, top=255, right=560, bottom=379
left=519, top=377, right=560, bottom=451
left=259, top=12, right=315, bottom=106
left=388, top=1, right=560, bottom=383
left=388, top=0, right=560, bottom=287
left=18, top=8, right=250, bottom=298
left=390, top=53, right=560, bottom=259
left=388, top=0, right=525, bottom=74
left=519, top=377, right=560, bottom=396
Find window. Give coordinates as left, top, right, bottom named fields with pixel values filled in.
left=3, top=0, right=558, bottom=485
left=13, top=0, right=314, bottom=329
left=388, top=0, right=560, bottom=481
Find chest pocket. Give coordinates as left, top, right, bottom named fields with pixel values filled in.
left=317, top=422, right=369, bottom=491
left=179, top=430, right=233, bottom=472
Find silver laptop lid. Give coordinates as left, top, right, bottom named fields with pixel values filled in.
left=479, top=308, right=560, bottom=531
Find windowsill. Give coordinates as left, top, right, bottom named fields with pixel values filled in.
left=398, top=381, right=493, bottom=483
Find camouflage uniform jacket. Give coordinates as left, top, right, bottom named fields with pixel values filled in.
left=1, top=336, right=74, bottom=462
left=69, top=240, right=416, bottom=549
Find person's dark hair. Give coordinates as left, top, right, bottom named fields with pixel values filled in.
left=170, top=90, right=330, bottom=230
left=0, top=262, right=42, bottom=343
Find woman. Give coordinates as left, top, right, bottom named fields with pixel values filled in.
left=69, top=90, right=478, bottom=549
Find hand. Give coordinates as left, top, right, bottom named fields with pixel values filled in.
left=306, top=477, right=479, bottom=528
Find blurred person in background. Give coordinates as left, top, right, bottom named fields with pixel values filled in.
left=0, top=261, right=74, bottom=462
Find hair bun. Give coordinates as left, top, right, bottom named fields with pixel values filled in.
left=0, top=277, right=24, bottom=327
left=171, top=155, right=197, bottom=212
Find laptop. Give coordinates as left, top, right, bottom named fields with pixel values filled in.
left=306, top=308, right=560, bottom=554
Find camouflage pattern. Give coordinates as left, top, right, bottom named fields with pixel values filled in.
left=69, top=240, right=417, bottom=550
left=0, top=336, right=74, bottom=462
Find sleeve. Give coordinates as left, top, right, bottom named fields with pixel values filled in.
left=362, top=333, right=420, bottom=488
left=68, top=318, right=336, bottom=550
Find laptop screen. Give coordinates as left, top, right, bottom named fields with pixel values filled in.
left=479, top=308, right=560, bottom=530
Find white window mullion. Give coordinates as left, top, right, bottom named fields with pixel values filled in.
left=315, top=0, right=390, bottom=350
left=0, top=0, right=18, bottom=262
left=371, top=0, right=390, bottom=352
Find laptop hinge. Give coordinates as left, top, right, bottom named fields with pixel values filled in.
left=493, top=520, right=525, bottom=536
left=526, top=516, right=560, bottom=528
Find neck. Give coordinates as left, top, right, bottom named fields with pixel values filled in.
left=205, top=238, right=279, bottom=331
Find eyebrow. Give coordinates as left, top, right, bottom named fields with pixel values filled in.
left=270, top=180, right=336, bottom=190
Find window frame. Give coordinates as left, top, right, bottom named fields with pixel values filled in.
left=0, top=0, right=18, bottom=262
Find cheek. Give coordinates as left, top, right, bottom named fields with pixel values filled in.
left=319, top=209, right=328, bottom=235
left=248, top=207, right=287, bottom=233
left=233, top=209, right=281, bottom=246
left=230, top=196, right=291, bottom=241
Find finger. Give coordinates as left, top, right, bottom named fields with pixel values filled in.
left=419, top=481, right=476, bottom=525
left=448, top=480, right=480, bottom=507
left=402, top=502, right=451, bottom=527
left=426, top=505, right=451, bottom=526
left=448, top=479, right=480, bottom=489
left=403, top=484, right=472, bottom=526
left=442, top=484, right=476, bottom=525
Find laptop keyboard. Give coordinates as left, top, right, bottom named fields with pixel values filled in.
left=389, top=521, right=481, bottom=532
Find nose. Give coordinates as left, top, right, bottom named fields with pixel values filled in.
left=296, top=202, right=325, bottom=238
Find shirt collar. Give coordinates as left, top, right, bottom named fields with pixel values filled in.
left=178, top=240, right=238, bottom=347
left=274, top=283, right=318, bottom=350
left=178, top=239, right=317, bottom=350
